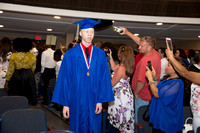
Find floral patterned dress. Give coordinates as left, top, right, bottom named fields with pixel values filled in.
left=0, top=52, right=12, bottom=88
left=107, top=72, right=134, bottom=133
left=190, top=83, right=200, bottom=117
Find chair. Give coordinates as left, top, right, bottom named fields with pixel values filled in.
left=0, top=96, right=29, bottom=132
left=134, top=106, right=193, bottom=133
left=1, top=109, right=47, bottom=133
left=41, top=130, right=74, bottom=133
left=134, top=105, right=152, bottom=133
left=0, top=96, right=29, bottom=118
left=183, top=106, right=193, bottom=124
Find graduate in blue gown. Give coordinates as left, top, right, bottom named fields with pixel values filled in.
left=52, top=18, right=114, bottom=133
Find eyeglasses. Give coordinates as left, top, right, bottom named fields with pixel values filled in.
left=144, top=36, right=151, bottom=44
left=143, top=36, right=154, bottom=46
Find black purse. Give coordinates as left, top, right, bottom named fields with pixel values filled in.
left=143, top=101, right=151, bottom=122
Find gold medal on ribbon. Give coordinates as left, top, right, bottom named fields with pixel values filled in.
left=87, top=71, right=90, bottom=76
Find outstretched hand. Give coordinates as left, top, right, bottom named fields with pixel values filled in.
left=119, top=27, right=128, bottom=35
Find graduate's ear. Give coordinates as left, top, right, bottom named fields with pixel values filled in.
left=79, top=31, right=82, bottom=37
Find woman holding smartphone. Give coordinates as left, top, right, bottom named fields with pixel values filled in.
left=145, top=57, right=188, bottom=133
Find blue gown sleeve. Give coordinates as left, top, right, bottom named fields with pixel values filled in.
left=51, top=52, right=72, bottom=107
left=97, top=53, right=114, bottom=103
left=158, top=79, right=183, bottom=106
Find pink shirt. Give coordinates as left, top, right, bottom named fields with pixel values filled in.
left=132, top=49, right=161, bottom=101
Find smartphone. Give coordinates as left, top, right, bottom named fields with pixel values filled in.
left=103, top=48, right=110, bottom=56
left=166, top=38, right=173, bottom=51
left=147, top=61, right=152, bottom=71
left=113, top=26, right=123, bottom=33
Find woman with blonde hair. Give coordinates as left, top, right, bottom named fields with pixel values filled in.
left=107, top=45, right=135, bottom=133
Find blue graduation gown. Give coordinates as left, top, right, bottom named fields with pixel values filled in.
left=52, top=44, right=114, bottom=133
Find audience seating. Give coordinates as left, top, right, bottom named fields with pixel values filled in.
left=41, top=130, right=73, bottom=133
left=0, top=96, right=29, bottom=132
left=0, top=96, right=29, bottom=118
left=1, top=109, right=47, bottom=133
left=134, top=105, right=151, bottom=133
left=134, top=106, right=194, bottom=133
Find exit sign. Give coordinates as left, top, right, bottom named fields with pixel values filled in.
left=36, top=36, right=41, bottom=40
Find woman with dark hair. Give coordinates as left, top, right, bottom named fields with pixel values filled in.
left=175, top=48, right=190, bottom=67
left=145, top=57, right=188, bottom=133
left=0, top=37, right=12, bottom=96
left=107, top=46, right=135, bottom=133
left=188, top=49, right=196, bottom=65
left=5, top=38, right=37, bottom=105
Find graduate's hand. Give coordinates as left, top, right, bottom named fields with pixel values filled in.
left=95, top=103, right=102, bottom=114
left=63, top=106, right=69, bottom=118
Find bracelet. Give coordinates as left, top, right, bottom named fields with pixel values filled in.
left=154, top=78, right=158, bottom=81
left=149, top=81, right=156, bottom=85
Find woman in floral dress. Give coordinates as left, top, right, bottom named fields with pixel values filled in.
left=189, top=53, right=200, bottom=133
left=0, top=37, right=12, bottom=96
left=107, top=46, right=135, bottom=133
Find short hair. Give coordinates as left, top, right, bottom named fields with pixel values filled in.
left=159, top=47, right=166, bottom=57
left=54, top=49, right=62, bottom=61
left=68, top=43, right=73, bottom=50
left=13, top=38, right=32, bottom=52
left=140, top=36, right=155, bottom=48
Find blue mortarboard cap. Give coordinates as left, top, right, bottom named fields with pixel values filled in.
left=74, top=18, right=101, bottom=30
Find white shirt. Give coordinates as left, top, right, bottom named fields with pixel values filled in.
left=55, top=60, right=62, bottom=79
left=160, top=57, right=168, bottom=80
left=41, top=48, right=56, bottom=73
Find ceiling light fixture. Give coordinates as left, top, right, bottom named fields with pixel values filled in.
left=54, top=16, right=61, bottom=19
left=156, top=22, right=163, bottom=25
left=0, top=11, right=3, bottom=13
left=47, top=29, right=52, bottom=31
left=134, top=33, right=139, bottom=36
left=198, top=36, right=200, bottom=38
left=0, top=25, right=4, bottom=28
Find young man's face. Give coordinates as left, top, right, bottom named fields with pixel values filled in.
left=80, top=28, right=94, bottom=44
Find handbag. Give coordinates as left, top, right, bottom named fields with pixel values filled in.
left=183, top=117, right=193, bottom=133
left=143, top=101, right=151, bottom=122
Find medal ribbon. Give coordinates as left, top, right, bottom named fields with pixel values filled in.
left=80, top=43, right=93, bottom=69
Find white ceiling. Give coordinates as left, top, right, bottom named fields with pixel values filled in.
left=0, top=2, right=200, bottom=43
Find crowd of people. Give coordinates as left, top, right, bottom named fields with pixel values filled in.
left=0, top=18, right=200, bottom=133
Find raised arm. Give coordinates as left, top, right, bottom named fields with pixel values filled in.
left=120, top=27, right=141, bottom=45
left=166, top=43, right=200, bottom=84
left=108, top=49, right=119, bottom=71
